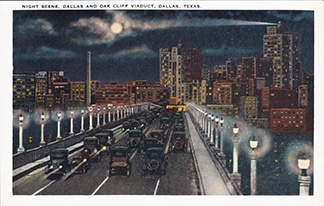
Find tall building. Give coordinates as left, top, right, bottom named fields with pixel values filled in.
left=52, top=81, right=70, bottom=110
left=241, top=57, right=257, bottom=80
left=213, top=81, right=232, bottom=105
left=256, top=57, right=273, bottom=87
left=70, top=81, right=86, bottom=101
left=226, top=59, right=238, bottom=81
left=260, top=87, right=297, bottom=118
left=263, top=21, right=302, bottom=90
left=182, top=47, right=202, bottom=82
left=190, top=80, right=207, bottom=104
left=160, top=41, right=205, bottom=104
left=35, top=71, right=48, bottom=109
left=213, top=64, right=227, bottom=81
left=13, top=72, right=36, bottom=112
left=159, top=44, right=184, bottom=102
left=239, top=96, right=258, bottom=121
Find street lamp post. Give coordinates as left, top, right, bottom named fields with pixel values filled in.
left=69, top=111, right=74, bottom=135
left=120, top=106, right=124, bottom=119
left=80, top=109, right=85, bottom=132
left=103, top=107, right=106, bottom=125
left=249, top=135, right=258, bottom=195
left=89, top=106, right=93, bottom=130
left=207, top=114, right=211, bottom=139
left=17, top=114, right=25, bottom=153
left=56, top=112, right=62, bottom=140
left=112, top=107, right=116, bottom=122
left=108, top=107, right=111, bottom=123
left=204, top=112, right=208, bottom=135
left=219, top=117, right=226, bottom=165
left=298, top=153, right=311, bottom=196
left=96, top=106, right=100, bottom=128
left=231, top=123, right=241, bottom=188
left=209, top=115, right=214, bottom=144
left=200, top=110, right=203, bottom=128
left=214, top=115, right=220, bottom=150
left=117, top=107, right=120, bottom=121
left=40, top=112, right=46, bottom=146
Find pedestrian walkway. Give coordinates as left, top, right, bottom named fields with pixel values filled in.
left=185, top=113, right=231, bottom=195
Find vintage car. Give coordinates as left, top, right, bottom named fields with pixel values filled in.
left=173, top=125, right=185, bottom=132
left=170, top=131, right=187, bottom=152
left=129, top=119, right=140, bottom=130
left=142, top=147, right=168, bottom=175
left=122, top=120, right=131, bottom=131
left=141, top=137, right=163, bottom=155
left=127, top=129, right=143, bottom=148
left=136, top=116, right=147, bottom=127
left=147, top=129, right=165, bottom=141
left=70, top=155, right=89, bottom=174
left=45, top=148, right=70, bottom=177
left=160, top=117, right=170, bottom=130
left=94, top=132, right=116, bottom=154
left=82, top=136, right=103, bottom=162
left=108, top=145, right=131, bottom=176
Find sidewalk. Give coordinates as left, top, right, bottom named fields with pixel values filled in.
left=185, top=113, right=231, bottom=195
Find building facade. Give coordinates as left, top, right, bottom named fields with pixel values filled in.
left=13, top=73, right=36, bottom=112
left=263, top=21, right=302, bottom=91
left=270, top=108, right=307, bottom=133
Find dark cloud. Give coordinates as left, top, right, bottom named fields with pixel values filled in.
left=13, top=10, right=314, bottom=83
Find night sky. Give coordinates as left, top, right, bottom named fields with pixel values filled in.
left=13, top=10, right=314, bottom=84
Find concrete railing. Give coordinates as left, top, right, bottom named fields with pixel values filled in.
left=187, top=106, right=243, bottom=195
left=13, top=119, right=124, bottom=169
left=13, top=102, right=162, bottom=170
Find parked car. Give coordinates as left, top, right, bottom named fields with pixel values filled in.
left=108, top=145, right=131, bottom=176
left=170, top=131, right=187, bottom=152
left=142, top=147, right=168, bottom=175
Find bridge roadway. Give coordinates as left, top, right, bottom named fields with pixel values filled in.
left=11, top=106, right=241, bottom=201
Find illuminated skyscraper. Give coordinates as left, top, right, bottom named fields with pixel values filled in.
left=159, top=41, right=184, bottom=103
left=13, top=72, right=36, bottom=111
left=160, top=41, right=204, bottom=104
left=263, top=21, right=302, bottom=91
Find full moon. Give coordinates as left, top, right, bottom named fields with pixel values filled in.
left=110, top=22, right=123, bottom=34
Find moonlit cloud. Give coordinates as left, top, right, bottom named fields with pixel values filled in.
left=16, top=18, right=56, bottom=37
left=67, top=17, right=115, bottom=45
left=101, top=45, right=156, bottom=59
left=17, top=46, right=77, bottom=60
left=266, top=11, right=314, bottom=22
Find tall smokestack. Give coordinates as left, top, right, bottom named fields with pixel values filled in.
left=86, top=51, right=91, bottom=106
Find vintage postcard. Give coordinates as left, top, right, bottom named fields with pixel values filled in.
left=1, top=1, right=323, bottom=206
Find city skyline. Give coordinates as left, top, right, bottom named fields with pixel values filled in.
left=13, top=10, right=314, bottom=84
